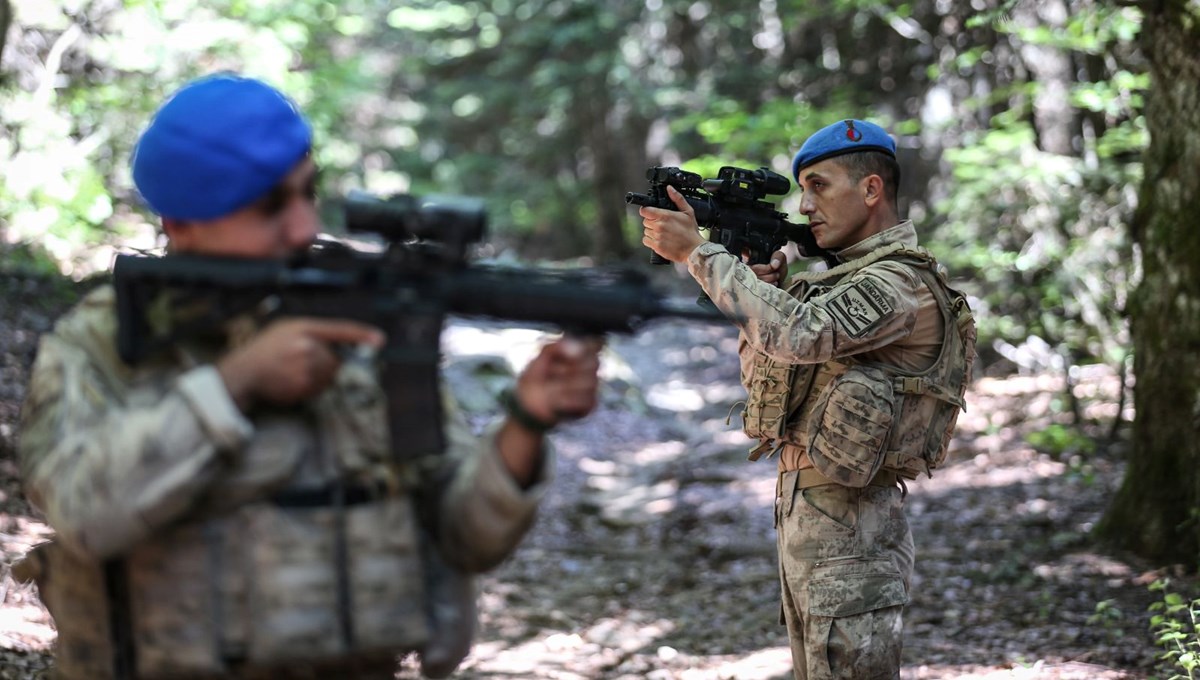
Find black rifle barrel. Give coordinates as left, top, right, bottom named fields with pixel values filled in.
left=447, top=266, right=726, bottom=334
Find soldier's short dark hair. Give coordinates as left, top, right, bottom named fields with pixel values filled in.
left=835, top=151, right=901, bottom=208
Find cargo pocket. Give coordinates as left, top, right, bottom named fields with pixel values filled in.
left=806, top=557, right=907, bottom=680
left=807, top=557, right=908, bottom=618
left=797, top=554, right=906, bottom=680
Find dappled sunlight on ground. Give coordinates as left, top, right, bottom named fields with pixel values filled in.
left=0, top=513, right=54, bottom=655
left=461, top=634, right=794, bottom=680
left=911, top=451, right=1067, bottom=493
left=902, top=662, right=1138, bottom=679
left=646, top=379, right=746, bottom=413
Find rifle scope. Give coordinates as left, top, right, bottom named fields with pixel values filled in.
left=343, top=191, right=487, bottom=246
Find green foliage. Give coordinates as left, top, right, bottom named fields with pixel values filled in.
left=0, top=0, right=388, bottom=274
left=0, top=241, right=61, bottom=278
left=934, top=118, right=1141, bottom=364
left=368, top=0, right=659, bottom=256
left=1026, top=423, right=1096, bottom=459
left=1072, top=72, right=1148, bottom=120
left=679, top=96, right=877, bottom=179
left=1150, top=579, right=1200, bottom=680
left=964, top=0, right=1021, bottom=29
left=0, top=242, right=84, bottom=311
left=1064, top=453, right=1098, bottom=486
left=931, top=1, right=1145, bottom=376
left=998, top=5, right=1143, bottom=54
left=1087, top=597, right=1123, bottom=627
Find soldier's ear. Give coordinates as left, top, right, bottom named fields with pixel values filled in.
left=862, top=174, right=884, bottom=207
left=162, top=218, right=198, bottom=250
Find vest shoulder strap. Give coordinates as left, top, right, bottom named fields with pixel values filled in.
left=789, top=242, right=913, bottom=286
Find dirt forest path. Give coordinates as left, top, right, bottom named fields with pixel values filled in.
left=0, top=272, right=1183, bottom=679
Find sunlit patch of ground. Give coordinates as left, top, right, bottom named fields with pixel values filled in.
left=0, top=512, right=54, bottom=678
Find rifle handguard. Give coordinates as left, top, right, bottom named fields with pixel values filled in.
left=500, top=389, right=556, bottom=434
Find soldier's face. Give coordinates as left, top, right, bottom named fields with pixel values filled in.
left=796, top=159, right=874, bottom=249
left=164, top=158, right=320, bottom=258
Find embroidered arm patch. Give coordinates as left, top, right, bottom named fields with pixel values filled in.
left=827, top=279, right=894, bottom=338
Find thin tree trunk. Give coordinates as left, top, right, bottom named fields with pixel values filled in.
left=581, top=80, right=636, bottom=261
left=0, top=0, right=11, bottom=64
left=1098, top=0, right=1200, bottom=567
left=1014, top=0, right=1076, bottom=155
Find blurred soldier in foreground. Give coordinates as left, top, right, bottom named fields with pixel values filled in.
left=15, top=73, right=601, bottom=679
left=640, top=118, right=975, bottom=679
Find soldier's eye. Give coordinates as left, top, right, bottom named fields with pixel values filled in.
left=255, top=185, right=288, bottom=217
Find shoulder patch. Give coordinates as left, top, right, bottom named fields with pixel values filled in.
left=827, top=279, right=894, bottom=337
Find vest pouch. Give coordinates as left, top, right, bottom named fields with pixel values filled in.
left=741, top=353, right=797, bottom=441
left=239, top=496, right=430, bottom=664
left=120, top=496, right=430, bottom=677
left=806, top=365, right=896, bottom=488
left=126, top=516, right=240, bottom=676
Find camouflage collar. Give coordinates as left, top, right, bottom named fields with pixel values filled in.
left=833, top=220, right=918, bottom=263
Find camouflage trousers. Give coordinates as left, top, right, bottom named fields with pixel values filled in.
left=775, top=471, right=915, bottom=680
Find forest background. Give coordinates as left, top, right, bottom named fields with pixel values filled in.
left=2, top=0, right=1199, bottom=678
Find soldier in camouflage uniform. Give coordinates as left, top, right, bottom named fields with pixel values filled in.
left=15, top=74, right=602, bottom=680
left=640, top=119, right=975, bottom=679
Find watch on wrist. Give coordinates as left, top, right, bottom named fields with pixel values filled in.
left=501, top=389, right=556, bottom=434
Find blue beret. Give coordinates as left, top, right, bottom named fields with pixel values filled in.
left=131, top=74, right=312, bottom=220
left=791, top=119, right=895, bottom=181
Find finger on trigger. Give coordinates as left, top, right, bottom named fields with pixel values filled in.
left=304, top=319, right=386, bottom=348
left=667, top=186, right=691, bottom=211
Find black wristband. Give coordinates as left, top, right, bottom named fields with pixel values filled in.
left=501, top=389, right=556, bottom=434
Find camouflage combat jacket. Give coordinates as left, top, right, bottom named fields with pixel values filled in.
left=15, top=285, right=550, bottom=679
left=688, top=221, right=975, bottom=482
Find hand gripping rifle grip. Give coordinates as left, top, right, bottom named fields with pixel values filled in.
left=625, top=191, right=673, bottom=266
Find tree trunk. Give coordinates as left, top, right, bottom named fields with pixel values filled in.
left=1097, top=0, right=1200, bottom=567
left=580, top=78, right=636, bottom=261
left=588, top=118, right=637, bottom=261
left=0, top=0, right=11, bottom=64
left=1014, top=0, right=1076, bottom=155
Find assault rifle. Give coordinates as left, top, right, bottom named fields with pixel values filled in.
left=113, top=191, right=726, bottom=462
left=626, top=165, right=836, bottom=268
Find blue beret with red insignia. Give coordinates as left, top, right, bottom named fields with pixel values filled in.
left=791, top=119, right=895, bottom=181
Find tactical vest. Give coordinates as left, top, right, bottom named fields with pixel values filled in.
left=740, top=243, right=976, bottom=482
left=14, top=340, right=473, bottom=680
left=20, top=497, right=436, bottom=679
